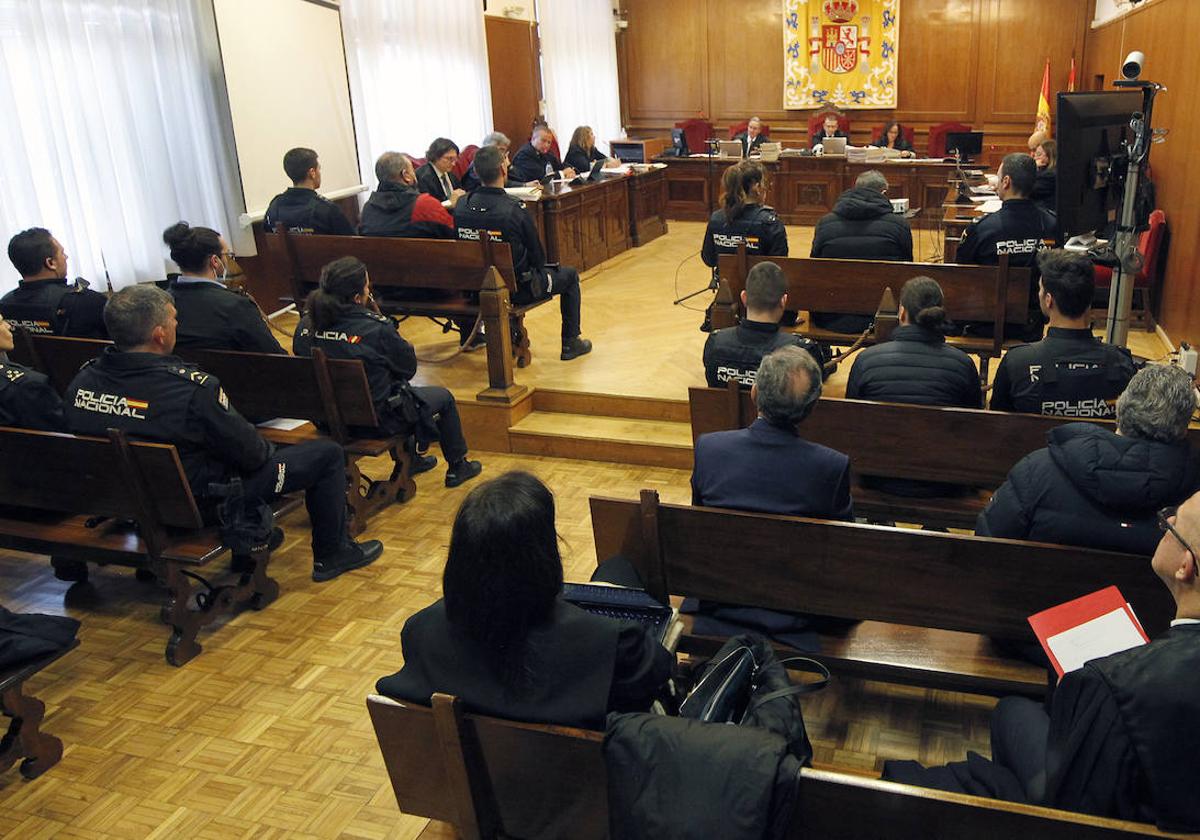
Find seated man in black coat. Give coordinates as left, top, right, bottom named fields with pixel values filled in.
left=810, top=169, right=912, bottom=332
left=359, top=152, right=456, bottom=239
left=263, top=147, right=354, bottom=236
left=887, top=487, right=1200, bottom=833
left=978, top=363, right=1198, bottom=556
left=0, top=313, right=65, bottom=431
left=990, top=250, right=1134, bottom=418
left=703, top=261, right=830, bottom=387
left=846, top=276, right=982, bottom=497
left=2, top=227, right=107, bottom=339
left=414, top=138, right=467, bottom=209
left=690, top=345, right=852, bottom=646
left=377, top=471, right=672, bottom=729
left=733, top=116, right=769, bottom=157
left=510, top=125, right=576, bottom=184
left=810, top=112, right=848, bottom=150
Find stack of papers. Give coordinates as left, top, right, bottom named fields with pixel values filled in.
left=976, top=198, right=1003, bottom=214
left=1028, top=586, right=1149, bottom=679
left=504, top=187, right=541, bottom=200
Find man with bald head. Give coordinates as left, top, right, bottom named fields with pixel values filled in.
left=887, top=488, right=1200, bottom=832
left=358, top=152, right=456, bottom=239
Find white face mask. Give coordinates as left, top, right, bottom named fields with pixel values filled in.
left=215, top=256, right=227, bottom=284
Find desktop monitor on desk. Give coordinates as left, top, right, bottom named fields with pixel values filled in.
left=1055, top=90, right=1142, bottom=240
left=945, top=131, right=983, bottom=163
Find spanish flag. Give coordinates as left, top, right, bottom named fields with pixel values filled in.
left=1036, top=58, right=1052, bottom=136
left=1067, top=55, right=1077, bottom=92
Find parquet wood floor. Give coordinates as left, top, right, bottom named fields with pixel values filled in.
left=0, top=448, right=993, bottom=839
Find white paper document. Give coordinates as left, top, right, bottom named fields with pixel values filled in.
left=256, top=417, right=309, bottom=431
left=977, top=198, right=1003, bottom=214
left=1045, top=607, right=1148, bottom=674
left=504, top=187, right=541, bottom=200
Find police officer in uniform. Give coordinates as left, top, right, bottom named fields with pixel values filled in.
left=293, top=257, right=483, bottom=488
left=65, top=284, right=382, bottom=582
left=703, top=261, right=830, bottom=387
left=453, top=145, right=592, bottom=361
left=3, top=228, right=107, bottom=338
left=700, top=159, right=789, bottom=332
left=990, top=250, right=1134, bottom=417
left=263, top=147, right=355, bottom=236
left=0, top=313, right=65, bottom=431
left=163, top=222, right=284, bottom=355
left=957, top=153, right=1057, bottom=268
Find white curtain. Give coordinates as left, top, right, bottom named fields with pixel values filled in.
left=0, top=0, right=243, bottom=293
left=539, top=0, right=623, bottom=158
left=341, top=0, right=493, bottom=183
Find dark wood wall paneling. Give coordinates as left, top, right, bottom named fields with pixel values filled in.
left=616, top=0, right=1088, bottom=167
left=1082, top=0, right=1199, bottom=345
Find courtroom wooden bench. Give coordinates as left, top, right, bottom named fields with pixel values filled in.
left=590, top=491, right=1172, bottom=699
left=0, top=427, right=298, bottom=665
left=272, top=228, right=541, bottom=403
left=8, top=332, right=412, bottom=536
left=367, top=692, right=1185, bottom=839
left=689, top=384, right=1200, bottom=531
left=712, top=247, right=1031, bottom=378
left=0, top=640, right=77, bottom=779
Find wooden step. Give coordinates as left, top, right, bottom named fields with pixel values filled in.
left=508, top=411, right=693, bottom=469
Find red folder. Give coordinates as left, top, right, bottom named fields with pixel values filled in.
left=1028, top=585, right=1150, bottom=679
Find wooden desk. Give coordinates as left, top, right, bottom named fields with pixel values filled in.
left=520, top=168, right=668, bottom=269
left=657, top=155, right=956, bottom=228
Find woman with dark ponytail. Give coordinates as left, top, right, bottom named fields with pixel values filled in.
left=846, top=276, right=983, bottom=496
left=163, top=221, right=284, bottom=354
left=698, top=160, right=788, bottom=331
left=376, top=471, right=673, bottom=728
left=293, top=257, right=482, bottom=488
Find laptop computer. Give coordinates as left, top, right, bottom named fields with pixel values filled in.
left=571, top=158, right=606, bottom=184
left=821, top=137, right=847, bottom=155
left=718, top=140, right=743, bottom=159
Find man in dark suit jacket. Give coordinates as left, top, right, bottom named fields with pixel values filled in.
left=692, top=344, right=852, bottom=518
left=810, top=113, right=849, bottom=150
left=886, top=489, right=1200, bottom=833
left=414, top=138, right=466, bottom=209
left=734, top=116, right=768, bottom=157
left=510, top=125, right=577, bottom=183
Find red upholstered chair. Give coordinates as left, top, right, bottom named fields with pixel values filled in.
left=870, top=124, right=915, bottom=147
left=453, top=145, right=478, bottom=180
left=674, top=119, right=714, bottom=156
left=927, top=122, right=971, bottom=158
left=1092, top=209, right=1166, bottom=330
left=727, top=120, right=771, bottom=139
left=405, top=155, right=427, bottom=168
left=807, top=112, right=851, bottom=143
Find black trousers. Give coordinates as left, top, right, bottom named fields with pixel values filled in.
left=990, top=695, right=1051, bottom=803
left=411, top=385, right=469, bottom=463
left=240, top=439, right=347, bottom=558
left=516, top=267, right=582, bottom=342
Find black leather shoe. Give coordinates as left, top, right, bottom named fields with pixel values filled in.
left=445, top=459, right=483, bottom=488
left=312, top=539, right=383, bottom=582
left=560, top=337, right=593, bottom=361
left=411, top=453, right=438, bottom=475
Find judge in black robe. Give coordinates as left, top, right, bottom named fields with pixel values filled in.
left=884, top=491, right=1200, bottom=833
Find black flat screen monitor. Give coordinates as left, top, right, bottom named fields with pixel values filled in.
left=671, top=127, right=689, bottom=156
left=945, top=131, right=983, bottom=162
left=1055, top=90, right=1141, bottom=239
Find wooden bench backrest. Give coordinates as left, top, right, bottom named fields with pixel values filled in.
left=274, top=229, right=519, bottom=304
left=366, top=693, right=1177, bottom=839
left=589, top=493, right=1174, bottom=642
left=182, top=348, right=380, bottom=429
left=8, top=332, right=109, bottom=395
left=716, top=252, right=1030, bottom=323
left=688, top=387, right=1200, bottom=488
left=0, top=427, right=203, bottom=532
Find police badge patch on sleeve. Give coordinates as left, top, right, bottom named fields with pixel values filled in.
left=218, top=388, right=230, bottom=411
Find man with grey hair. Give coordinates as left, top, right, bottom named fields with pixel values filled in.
left=702, top=261, right=831, bottom=387
left=64, top=284, right=384, bottom=582
left=733, top=116, right=768, bottom=157
left=692, top=344, right=851, bottom=518
left=810, top=168, right=912, bottom=332
left=359, top=151, right=456, bottom=239
left=977, top=363, right=1199, bottom=555
left=461, top=131, right=534, bottom=192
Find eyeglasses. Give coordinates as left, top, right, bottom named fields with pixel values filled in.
left=1158, top=506, right=1196, bottom=559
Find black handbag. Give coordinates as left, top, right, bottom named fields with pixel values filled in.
left=679, top=633, right=829, bottom=763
